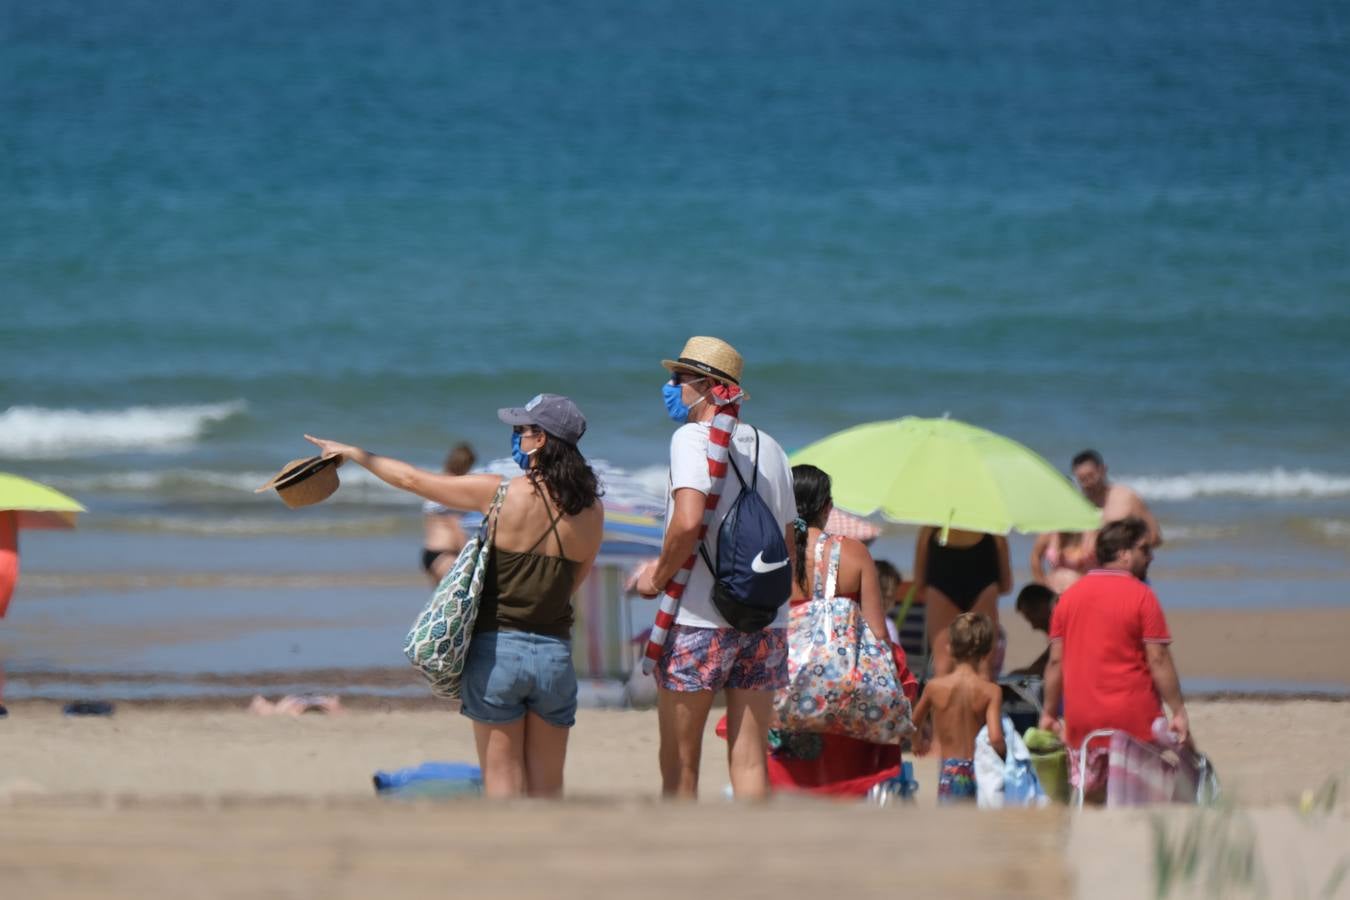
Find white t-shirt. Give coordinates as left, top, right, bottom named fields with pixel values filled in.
left=665, top=421, right=798, bottom=629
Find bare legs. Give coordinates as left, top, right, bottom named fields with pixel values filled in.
left=657, top=687, right=773, bottom=800
left=926, top=583, right=1001, bottom=677
left=724, top=688, right=774, bottom=800
left=658, top=688, right=715, bottom=798
left=473, top=712, right=570, bottom=798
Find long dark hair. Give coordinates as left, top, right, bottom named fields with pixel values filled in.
left=792, top=464, right=832, bottom=592
left=528, top=432, right=602, bottom=516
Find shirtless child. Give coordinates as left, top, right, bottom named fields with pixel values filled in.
left=911, top=613, right=1005, bottom=804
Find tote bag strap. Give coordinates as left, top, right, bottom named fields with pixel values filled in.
left=811, top=533, right=843, bottom=601
left=483, top=479, right=510, bottom=547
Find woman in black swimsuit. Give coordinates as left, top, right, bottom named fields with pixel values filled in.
left=913, top=527, right=1011, bottom=678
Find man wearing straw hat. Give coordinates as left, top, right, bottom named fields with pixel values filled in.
left=635, top=336, right=797, bottom=800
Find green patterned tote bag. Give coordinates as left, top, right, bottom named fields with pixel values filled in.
left=403, top=480, right=508, bottom=699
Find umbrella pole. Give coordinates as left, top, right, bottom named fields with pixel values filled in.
left=939, top=509, right=955, bottom=546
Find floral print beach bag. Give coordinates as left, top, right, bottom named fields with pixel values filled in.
left=403, top=480, right=508, bottom=699
left=774, top=534, right=915, bottom=745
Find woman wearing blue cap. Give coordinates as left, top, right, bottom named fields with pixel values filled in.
left=305, top=392, right=603, bottom=798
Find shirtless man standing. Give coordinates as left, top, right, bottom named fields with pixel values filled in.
left=1072, top=449, right=1163, bottom=555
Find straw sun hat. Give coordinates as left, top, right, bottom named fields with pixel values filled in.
left=661, top=336, right=743, bottom=386
left=255, top=455, right=341, bottom=508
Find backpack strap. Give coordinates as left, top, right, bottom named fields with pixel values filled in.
left=724, top=426, right=754, bottom=492
left=698, top=424, right=754, bottom=575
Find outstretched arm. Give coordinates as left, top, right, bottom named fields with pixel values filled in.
left=304, top=435, right=502, bottom=514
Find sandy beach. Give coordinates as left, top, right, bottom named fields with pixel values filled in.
left=1, top=699, right=1347, bottom=898
left=6, top=604, right=1349, bottom=701
left=7, top=0, right=1350, bottom=896
left=1000, top=606, right=1350, bottom=688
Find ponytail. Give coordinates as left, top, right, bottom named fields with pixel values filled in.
left=791, top=464, right=833, bottom=594
left=793, top=517, right=809, bottom=593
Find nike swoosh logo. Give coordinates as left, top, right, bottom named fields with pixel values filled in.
left=750, top=552, right=789, bottom=574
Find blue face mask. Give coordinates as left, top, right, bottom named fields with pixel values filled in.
left=511, top=431, right=535, bottom=470
left=662, top=381, right=691, bottom=423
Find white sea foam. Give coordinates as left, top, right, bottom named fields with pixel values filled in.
left=0, top=402, right=247, bottom=458
left=92, top=514, right=413, bottom=537
left=1156, top=524, right=1240, bottom=542
left=1312, top=519, right=1350, bottom=540
left=1126, top=469, right=1350, bottom=501
left=478, top=457, right=668, bottom=513
left=41, top=458, right=668, bottom=511
left=50, top=465, right=409, bottom=504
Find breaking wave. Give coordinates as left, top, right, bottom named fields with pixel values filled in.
left=0, top=402, right=247, bottom=458
left=1127, top=469, right=1350, bottom=501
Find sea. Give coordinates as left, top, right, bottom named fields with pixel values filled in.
left=3, top=0, right=1349, bottom=697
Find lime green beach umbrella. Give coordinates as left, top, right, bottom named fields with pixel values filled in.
left=790, top=417, right=1100, bottom=538
left=0, top=473, right=85, bottom=530
left=0, top=473, right=85, bottom=617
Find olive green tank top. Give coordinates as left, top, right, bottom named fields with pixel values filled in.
left=474, top=501, right=580, bottom=639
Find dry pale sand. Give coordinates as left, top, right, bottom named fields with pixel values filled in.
left=1000, top=606, right=1350, bottom=686
left=1, top=699, right=1347, bottom=898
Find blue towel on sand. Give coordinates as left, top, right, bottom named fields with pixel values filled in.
left=63, top=700, right=115, bottom=717
left=372, top=762, right=482, bottom=797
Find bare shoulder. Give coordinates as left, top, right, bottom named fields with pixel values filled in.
left=983, top=679, right=1004, bottom=705
left=1102, top=485, right=1140, bottom=518
left=1110, top=483, right=1148, bottom=508
left=580, top=498, right=605, bottom=527
left=837, top=536, right=873, bottom=565
left=923, top=673, right=955, bottom=698
left=496, top=474, right=529, bottom=506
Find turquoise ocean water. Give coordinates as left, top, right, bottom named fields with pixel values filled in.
left=3, top=0, right=1349, bottom=691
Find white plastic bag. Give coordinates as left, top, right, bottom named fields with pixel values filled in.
left=974, top=715, right=1049, bottom=809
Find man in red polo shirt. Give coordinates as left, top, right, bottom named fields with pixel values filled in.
left=1039, top=517, right=1190, bottom=750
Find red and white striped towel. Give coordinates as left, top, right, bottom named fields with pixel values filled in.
left=641, top=386, right=743, bottom=674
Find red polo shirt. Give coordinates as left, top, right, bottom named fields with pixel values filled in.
left=1049, top=569, right=1171, bottom=748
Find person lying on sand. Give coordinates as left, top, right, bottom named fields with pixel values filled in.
left=249, top=694, right=344, bottom=716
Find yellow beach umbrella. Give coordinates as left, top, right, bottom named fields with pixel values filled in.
left=790, top=416, right=1099, bottom=539
left=0, top=473, right=85, bottom=617
left=0, top=473, right=85, bottom=530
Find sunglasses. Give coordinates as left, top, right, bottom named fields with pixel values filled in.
left=512, top=425, right=538, bottom=435
left=671, top=373, right=706, bottom=386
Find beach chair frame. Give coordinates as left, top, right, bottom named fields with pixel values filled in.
left=1073, top=729, right=1220, bottom=810
left=1073, top=728, right=1123, bottom=810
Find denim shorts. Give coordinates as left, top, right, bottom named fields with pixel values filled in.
left=460, top=630, right=577, bottom=728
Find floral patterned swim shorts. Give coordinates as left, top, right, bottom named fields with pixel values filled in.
left=656, top=625, right=788, bottom=693
left=938, top=757, right=977, bottom=805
